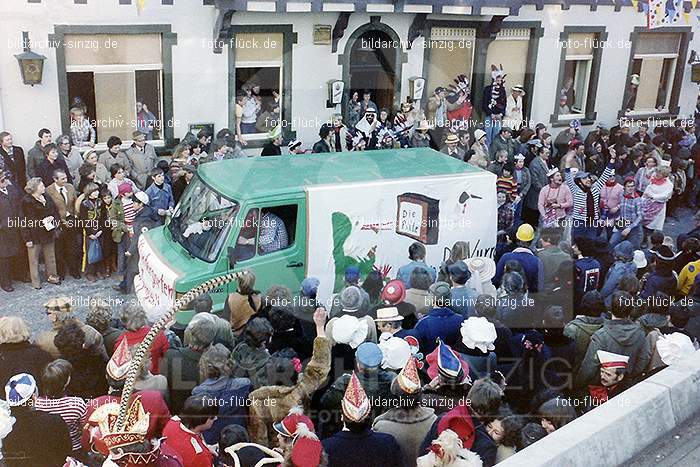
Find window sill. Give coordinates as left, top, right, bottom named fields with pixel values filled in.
left=75, top=140, right=166, bottom=153
left=550, top=118, right=596, bottom=128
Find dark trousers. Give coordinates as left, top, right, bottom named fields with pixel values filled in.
left=55, top=227, right=81, bottom=278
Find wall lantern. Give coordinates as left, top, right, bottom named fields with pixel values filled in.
left=408, top=77, right=426, bottom=102
left=15, top=32, right=46, bottom=86
left=688, top=50, right=700, bottom=84
left=327, top=79, right=344, bottom=108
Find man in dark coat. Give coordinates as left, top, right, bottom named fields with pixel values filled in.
left=37, top=143, right=73, bottom=188
left=312, top=124, right=332, bottom=153
left=0, top=171, right=24, bottom=291
left=0, top=131, right=27, bottom=189
left=26, top=128, right=53, bottom=178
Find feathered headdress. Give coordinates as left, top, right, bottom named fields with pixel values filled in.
left=490, top=64, right=506, bottom=81
left=450, top=74, right=470, bottom=95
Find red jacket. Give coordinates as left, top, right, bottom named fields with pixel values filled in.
left=115, top=326, right=169, bottom=374
left=162, top=417, right=213, bottom=467
left=81, top=391, right=171, bottom=454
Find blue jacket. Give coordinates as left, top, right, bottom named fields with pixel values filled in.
left=601, top=260, right=638, bottom=307
left=397, top=260, right=437, bottom=287
left=145, top=182, right=174, bottom=214
left=494, top=247, right=544, bottom=293
left=322, top=428, right=403, bottom=467
left=448, top=286, right=478, bottom=317
left=413, top=307, right=464, bottom=354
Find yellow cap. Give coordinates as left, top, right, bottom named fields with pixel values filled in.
left=516, top=223, right=535, bottom=242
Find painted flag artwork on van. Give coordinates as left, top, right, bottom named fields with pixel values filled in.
left=305, top=171, right=497, bottom=303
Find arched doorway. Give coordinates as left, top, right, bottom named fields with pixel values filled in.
left=340, top=18, right=407, bottom=115
left=348, top=30, right=397, bottom=111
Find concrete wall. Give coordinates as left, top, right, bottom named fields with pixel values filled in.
left=497, top=349, right=700, bottom=467
left=0, top=0, right=698, bottom=150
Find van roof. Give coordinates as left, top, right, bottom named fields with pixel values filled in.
left=198, top=147, right=481, bottom=199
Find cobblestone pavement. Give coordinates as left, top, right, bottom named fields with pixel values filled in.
left=2, top=206, right=696, bottom=336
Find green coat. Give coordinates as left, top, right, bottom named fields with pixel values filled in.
left=108, top=197, right=129, bottom=243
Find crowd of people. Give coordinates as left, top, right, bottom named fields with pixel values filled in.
left=1, top=65, right=700, bottom=467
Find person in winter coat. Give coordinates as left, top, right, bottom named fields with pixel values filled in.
left=524, top=144, right=552, bottom=227
left=412, top=283, right=465, bottom=355
left=564, top=291, right=606, bottom=373
left=225, top=269, right=262, bottom=333
left=0, top=317, right=53, bottom=389
left=0, top=171, right=24, bottom=291
left=114, top=304, right=169, bottom=375
left=493, top=224, right=543, bottom=293
left=56, top=135, right=83, bottom=184
left=53, top=320, right=109, bottom=399
left=21, top=177, right=61, bottom=288
left=98, top=136, right=133, bottom=177
left=0, top=130, right=28, bottom=189
left=470, top=129, right=489, bottom=169
left=482, top=65, right=507, bottom=146
left=26, top=128, right=54, bottom=178
left=160, top=314, right=219, bottom=414
left=78, top=183, right=104, bottom=281
left=126, top=130, right=159, bottom=190
left=600, top=241, right=638, bottom=307
left=576, top=291, right=651, bottom=388
left=248, top=308, right=331, bottom=447
left=639, top=246, right=678, bottom=299
left=489, top=127, right=517, bottom=161
left=145, top=168, right=175, bottom=224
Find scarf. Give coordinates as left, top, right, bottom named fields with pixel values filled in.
left=605, top=179, right=617, bottom=187
left=623, top=191, right=638, bottom=200
left=650, top=177, right=667, bottom=186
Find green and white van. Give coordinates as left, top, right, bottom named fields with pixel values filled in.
left=134, top=148, right=497, bottom=319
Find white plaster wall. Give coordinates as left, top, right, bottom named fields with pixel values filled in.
left=0, top=0, right=698, bottom=151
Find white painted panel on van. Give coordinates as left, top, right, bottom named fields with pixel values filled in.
left=305, top=172, right=497, bottom=305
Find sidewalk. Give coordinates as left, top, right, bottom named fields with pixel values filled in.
left=626, top=411, right=700, bottom=467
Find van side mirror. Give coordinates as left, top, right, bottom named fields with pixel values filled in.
left=227, top=246, right=237, bottom=270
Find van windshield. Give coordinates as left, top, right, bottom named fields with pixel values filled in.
left=167, top=175, right=239, bottom=263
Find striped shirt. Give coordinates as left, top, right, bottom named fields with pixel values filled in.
left=123, top=197, right=136, bottom=229
left=565, top=163, right=614, bottom=222
left=35, top=396, right=88, bottom=451
left=496, top=175, right=518, bottom=200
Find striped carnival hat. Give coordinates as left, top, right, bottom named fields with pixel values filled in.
left=395, top=356, right=421, bottom=395
left=425, top=339, right=469, bottom=384
left=4, top=373, right=37, bottom=407
left=341, top=372, right=371, bottom=422
left=597, top=350, right=629, bottom=370
left=106, top=339, right=133, bottom=382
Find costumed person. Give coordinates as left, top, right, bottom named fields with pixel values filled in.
left=504, top=85, right=525, bottom=131
left=538, top=167, right=572, bottom=229
left=582, top=350, right=631, bottom=412
left=446, top=75, right=472, bottom=127
left=482, top=65, right=507, bottom=146
left=355, top=107, right=379, bottom=150
left=273, top=407, right=326, bottom=467
left=421, top=339, right=473, bottom=415
left=641, top=165, right=674, bottom=235
left=260, top=125, right=283, bottom=156
left=416, top=429, right=483, bottom=467
left=379, top=128, right=398, bottom=150
left=394, top=101, right=416, bottom=134
left=412, top=120, right=433, bottom=148
left=373, top=357, right=438, bottom=465
left=322, top=372, right=404, bottom=467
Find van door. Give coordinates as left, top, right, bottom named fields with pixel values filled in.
left=229, top=196, right=307, bottom=302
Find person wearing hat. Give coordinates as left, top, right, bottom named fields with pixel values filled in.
left=311, top=123, right=332, bottom=154
left=640, top=165, right=673, bottom=235
left=3, top=373, right=72, bottom=466
left=483, top=64, right=507, bottom=147
left=320, top=344, right=395, bottom=437
left=126, top=130, right=158, bottom=190
left=326, top=286, right=377, bottom=349
left=374, top=306, right=413, bottom=339
left=412, top=282, right=464, bottom=355
left=466, top=257, right=498, bottom=298
left=469, top=128, right=489, bottom=169
left=273, top=408, right=325, bottom=467
left=494, top=223, right=544, bottom=293
left=447, top=261, right=478, bottom=317
left=355, top=105, right=380, bottom=150
left=287, top=139, right=304, bottom=155
left=639, top=245, right=679, bottom=300
left=503, top=85, right=525, bottom=131
left=0, top=170, right=25, bottom=292
left=373, top=357, right=437, bottom=464
left=554, top=119, right=580, bottom=160
left=116, top=189, right=160, bottom=294
left=441, top=132, right=464, bottom=159
left=457, top=317, right=498, bottom=379
left=600, top=241, right=637, bottom=308
left=577, top=291, right=650, bottom=389
left=565, top=146, right=617, bottom=241
left=411, top=119, right=433, bottom=148
left=427, top=86, right=448, bottom=138
left=322, top=372, right=403, bottom=467
left=489, top=126, right=516, bottom=162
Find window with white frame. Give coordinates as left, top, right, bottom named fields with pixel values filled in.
left=558, top=33, right=595, bottom=119
left=64, top=34, right=164, bottom=144
left=233, top=33, right=283, bottom=141
left=625, top=33, right=681, bottom=114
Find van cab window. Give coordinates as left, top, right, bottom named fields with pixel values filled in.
left=167, top=176, right=239, bottom=263
left=259, top=205, right=297, bottom=254
left=234, top=209, right=259, bottom=261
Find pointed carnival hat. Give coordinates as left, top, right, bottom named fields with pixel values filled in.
left=106, top=338, right=133, bottom=381
left=395, top=356, right=422, bottom=395
left=341, top=372, right=371, bottom=422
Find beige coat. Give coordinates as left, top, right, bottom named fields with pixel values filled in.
left=127, top=144, right=159, bottom=190
left=248, top=336, right=331, bottom=447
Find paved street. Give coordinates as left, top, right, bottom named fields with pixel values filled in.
left=626, top=412, right=700, bottom=466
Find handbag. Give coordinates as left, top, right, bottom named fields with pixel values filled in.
left=87, top=237, right=103, bottom=264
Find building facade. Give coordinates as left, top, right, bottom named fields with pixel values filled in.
left=0, top=0, right=698, bottom=152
